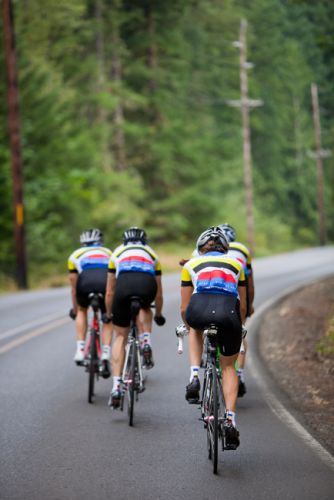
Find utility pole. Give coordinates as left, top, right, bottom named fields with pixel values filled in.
left=227, top=19, right=263, bottom=255
left=3, top=0, right=28, bottom=288
left=311, top=83, right=327, bottom=246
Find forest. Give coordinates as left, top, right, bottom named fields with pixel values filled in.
left=1, top=0, right=333, bottom=287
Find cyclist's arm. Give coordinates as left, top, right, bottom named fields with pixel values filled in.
left=154, top=275, right=163, bottom=316
left=247, top=269, right=255, bottom=315
left=238, top=285, right=247, bottom=323
left=105, top=272, right=116, bottom=316
left=69, top=272, right=78, bottom=313
left=180, top=286, right=193, bottom=326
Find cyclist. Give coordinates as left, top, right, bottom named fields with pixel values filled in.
left=180, top=226, right=247, bottom=447
left=104, top=227, right=165, bottom=408
left=67, top=228, right=113, bottom=378
left=219, top=223, right=254, bottom=397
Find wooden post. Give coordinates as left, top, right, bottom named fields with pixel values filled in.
left=311, top=83, right=327, bottom=246
left=3, top=0, right=28, bottom=288
left=240, top=19, right=255, bottom=255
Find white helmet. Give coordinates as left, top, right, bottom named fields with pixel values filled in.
left=80, top=228, right=103, bottom=246
left=218, top=223, right=236, bottom=243
left=196, top=226, right=229, bottom=253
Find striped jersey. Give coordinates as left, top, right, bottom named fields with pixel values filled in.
left=108, top=243, right=162, bottom=277
left=67, top=245, right=112, bottom=273
left=181, top=251, right=246, bottom=298
left=227, top=241, right=252, bottom=275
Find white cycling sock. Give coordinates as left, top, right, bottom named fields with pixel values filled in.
left=76, top=340, right=85, bottom=351
left=237, top=368, right=245, bottom=383
left=225, top=410, right=236, bottom=426
left=139, top=333, right=145, bottom=346
left=190, top=366, right=200, bottom=382
left=143, top=332, right=151, bottom=345
left=112, top=376, right=122, bottom=392
left=102, top=345, right=111, bottom=360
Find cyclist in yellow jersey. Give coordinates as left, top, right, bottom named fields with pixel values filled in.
left=219, top=223, right=255, bottom=397
left=180, top=227, right=247, bottom=448
left=67, top=228, right=113, bottom=378
left=104, top=227, right=165, bottom=408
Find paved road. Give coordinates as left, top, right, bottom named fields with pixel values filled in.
left=1, top=247, right=334, bottom=500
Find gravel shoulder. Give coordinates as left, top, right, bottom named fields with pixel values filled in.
left=258, top=276, right=334, bottom=455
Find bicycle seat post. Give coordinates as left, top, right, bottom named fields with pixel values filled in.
left=88, top=292, right=103, bottom=314
left=129, top=295, right=142, bottom=327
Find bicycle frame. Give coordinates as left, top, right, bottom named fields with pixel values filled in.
left=84, top=311, right=102, bottom=360
left=120, top=297, right=145, bottom=426
left=84, top=293, right=103, bottom=404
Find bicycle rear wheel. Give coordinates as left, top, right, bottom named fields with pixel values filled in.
left=88, top=329, right=97, bottom=404
left=127, top=340, right=137, bottom=426
left=206, top=369, right=219, bottom=474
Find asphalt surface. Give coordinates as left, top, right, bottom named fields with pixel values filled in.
left=1, top=247, right=334, bottom=500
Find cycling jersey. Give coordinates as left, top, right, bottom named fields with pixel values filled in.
left=181, top=251, right=246, bottom=298
left=68, top=245, right=112, bottom=273
left=108, top=243, right=162, bottom=277
left=227, top=241, right=252, bottom=274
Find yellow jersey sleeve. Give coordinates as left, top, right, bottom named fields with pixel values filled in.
left=181, top=266, right=192, bottom=287
left=108, top=256, right=116, bottom=273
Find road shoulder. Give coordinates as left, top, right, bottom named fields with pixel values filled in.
left=258, top=276, right=334, bottom=455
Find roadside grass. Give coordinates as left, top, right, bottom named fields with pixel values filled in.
left=316, top=313, right=334, bottom=356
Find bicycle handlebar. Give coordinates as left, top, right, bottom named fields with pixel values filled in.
left=175, top=323, right=189, bottom=354
left=177, top=336, right=184, bottom=354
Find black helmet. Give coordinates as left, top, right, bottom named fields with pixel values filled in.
left=123, top=227, right=147, bottom=245
left=80, top=228, right=103, bottom=246
left=196, top=226, right=229, bottom=253
left=218, top=223, right=236, bottom=243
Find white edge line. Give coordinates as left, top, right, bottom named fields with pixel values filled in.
left=247, top=278, right=334, bottom=471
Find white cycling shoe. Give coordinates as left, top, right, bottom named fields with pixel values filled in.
left=74, top=347, right=85, bottom=364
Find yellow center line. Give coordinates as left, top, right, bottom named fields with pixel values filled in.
left=0, top=317, right=70, bottom=355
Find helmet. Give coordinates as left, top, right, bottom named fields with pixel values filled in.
left=80, top=228, right=103, bottom=246
left=196, top=226, right=229, bottom=253
left=218, top=223, right=236, bottom=243
left=123, top=227, right=147, bottom=245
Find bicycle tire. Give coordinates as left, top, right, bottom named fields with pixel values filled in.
left=212, top=368, right=219, bottom=474
left=201, top=370, right=212, bottom=460
left=128, top=339, right=136, bottom=426
left=88, top=329, right=97, bottom=404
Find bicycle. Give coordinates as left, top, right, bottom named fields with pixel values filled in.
left=176, top=321, right=242, bottom=474
left=200, top=324, right=241, bottom=474
left=120, top=296, right=145, bottom=426
left=83, top=292, right=103, bottom=404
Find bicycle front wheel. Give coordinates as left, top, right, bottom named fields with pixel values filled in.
left=127, top=341, right=137, bottom=426
left=88, top=330, right=97, bottom=404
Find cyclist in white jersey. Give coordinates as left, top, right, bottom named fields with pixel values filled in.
left=219, top=223, right=255, bottom=397
left=180, top=227, right=247, bottom=447
left=104, top=227, right=165, bottom=408
left=67, top=228, right=113, bottom=378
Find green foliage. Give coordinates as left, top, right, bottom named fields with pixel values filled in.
left=1, top=0, right=333, bottom=287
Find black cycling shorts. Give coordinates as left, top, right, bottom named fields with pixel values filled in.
left=112, top=272, right=157, bottom=327
left=185, top=293, right=242, bottom=356
left=76, top=268, right=107, bottom=312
